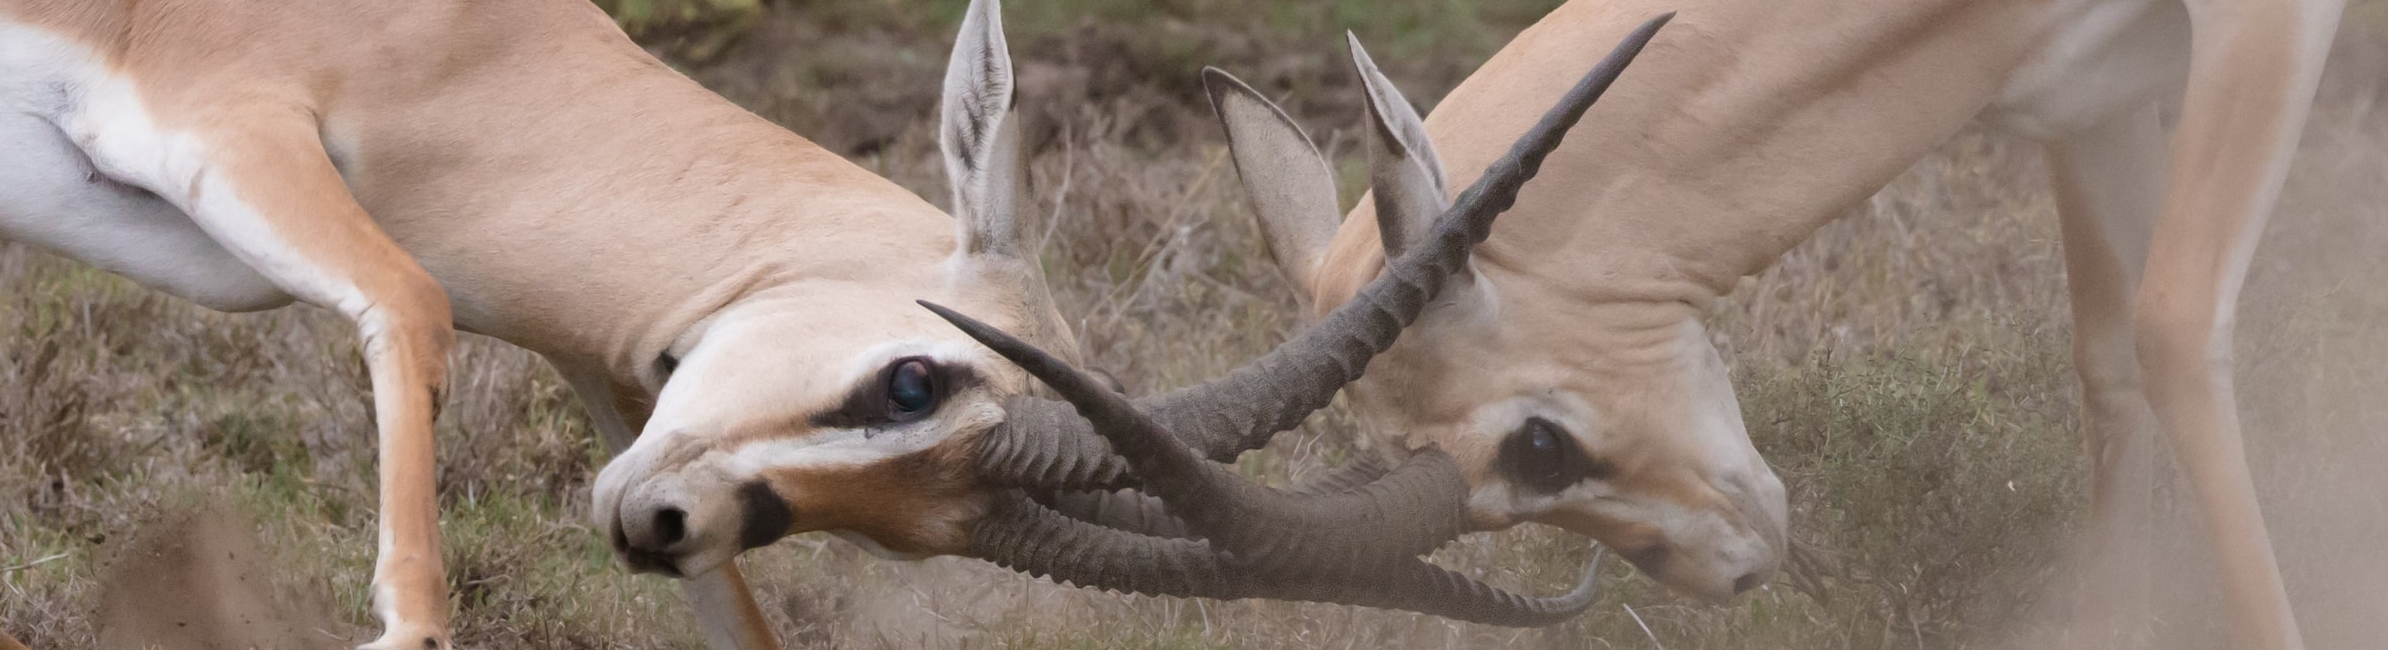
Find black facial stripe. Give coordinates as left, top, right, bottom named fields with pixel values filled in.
left=736, top=481, right=795, bottom=551
left=1494, top=416, right=1613, bottom=494
left=657, top=352, right=679, bottom=377
left=807, top=358, right=983, bottom=430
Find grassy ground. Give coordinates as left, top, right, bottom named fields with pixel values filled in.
left=6, top=2, right=2388, bottom=648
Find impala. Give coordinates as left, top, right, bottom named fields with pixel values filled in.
left=1105, top=0, right=2333, bottom=648
left=0, top=0, right=1650, bottom=646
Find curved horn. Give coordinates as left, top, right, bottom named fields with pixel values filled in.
left=962, top=14, right=1675, bottom=498
left=974, top=396, right=1140, bottom=490
left=1040, top=489, right=1192, bottom=539
left=970, top=490, right=1605, bottom=627
left=1036, top=450, right=1395, bottom=540
left=934, top=302, right=1474, bottom=563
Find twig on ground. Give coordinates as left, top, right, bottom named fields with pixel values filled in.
left=1622, top=602, right=1667, bottom=650
left=1, top=553, right=65, bottom=574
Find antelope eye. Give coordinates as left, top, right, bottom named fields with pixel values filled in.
left=1497, top=417, right=1607, bottom=494
left=1519, top=422, right=1567, bottom=484
left=887, top=359, right=937, bottom=418
left=1529, top=425, right=1562, bottom=454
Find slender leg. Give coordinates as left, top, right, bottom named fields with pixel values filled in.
left=2140, top=2, right=2342, bottom=648
left=564, top=366, right=782, bottom=650
left=2045, top=104, right=2169, bottom=648
left=75, top=112, right=457, bottom=649
left=686, top=564, right=781, bottom=650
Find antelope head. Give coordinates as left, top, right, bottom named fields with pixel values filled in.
left=1221, top=16, right=1788, bottom=603
left=590, top=0, right=1652, bottom=626
left=588, top=0, right=1070, bottom=578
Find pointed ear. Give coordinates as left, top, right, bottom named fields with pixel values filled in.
left=941, top=0, right=1025, bottom=259
left=1205, top=67, right=1343, bottom=300
left=1348, top=33, right=1450, bottom=262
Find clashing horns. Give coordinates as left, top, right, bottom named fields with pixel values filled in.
left=1214, top=10, right=1785, bottom=601
left=595, top=0, right=1680, bottom=626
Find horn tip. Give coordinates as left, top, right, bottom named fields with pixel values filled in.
left=1633, top=12, right=1676, bottom=41
left=917, top=300, right=973, bottom=328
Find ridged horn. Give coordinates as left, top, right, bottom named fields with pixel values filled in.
left=969, top=490, right=1607, bottom=628
left=1035, top=451, right=1395, bottom=540
left=933, top=302, right=1474, bottom=563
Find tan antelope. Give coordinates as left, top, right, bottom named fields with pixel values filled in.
left=1042, top=0, right=2335, bottom=648
left=0, top=0, right=1654, bottom=646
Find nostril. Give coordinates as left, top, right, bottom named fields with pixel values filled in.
left=1733, top=571, right=1764, bottom=594
left=653, top=507, right=687, bottom=546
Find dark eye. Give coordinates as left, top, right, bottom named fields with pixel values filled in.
left=1519, top=423, right=1567, bottom=485
left=812, top=357, right=980, bottom=430
left=1496, top=417, right=1607, bottom=494
left=886, top=359, right=937, bottom=418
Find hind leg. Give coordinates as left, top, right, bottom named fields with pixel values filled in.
left=2047, top=103, right=2167, bottom=648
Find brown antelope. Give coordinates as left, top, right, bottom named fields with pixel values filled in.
left=1067, top=0, right=2334, bottom=648
left=0, top=0, right=1653, bottom=646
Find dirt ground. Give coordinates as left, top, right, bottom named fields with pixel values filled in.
left=89, top=499, right=350, bottom=650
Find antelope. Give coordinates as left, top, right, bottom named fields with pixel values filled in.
left=1019, top=0, right=2335, bottom=648
left=0, top=0, right=1653, bottom=646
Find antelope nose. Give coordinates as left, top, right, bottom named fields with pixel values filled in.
left=1733, top=570, right=1766, bottom=594
left=613, top=497, right=694, bottom=576
left=646, top=506, right=689, bottom=546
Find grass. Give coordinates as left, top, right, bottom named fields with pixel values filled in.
left=6, top=1, right=2388, bottom=648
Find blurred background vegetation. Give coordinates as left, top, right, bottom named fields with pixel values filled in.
left=5, top=1, right=2387, bottom=648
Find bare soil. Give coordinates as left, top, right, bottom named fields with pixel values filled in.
left=92, top=498, right=348, bottom=650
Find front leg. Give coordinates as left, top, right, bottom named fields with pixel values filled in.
left=72, top=107, right=456, bottom=649
left=686, top=565, right=779, bottom=650
left=2046, top=103, right=2168, bottom=648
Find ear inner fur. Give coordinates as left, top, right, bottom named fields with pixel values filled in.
left=1205, top=67, right=1345, bottom=300
left=1349, top=32, right=1452, bottom=260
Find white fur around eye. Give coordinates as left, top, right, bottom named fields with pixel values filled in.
left=1468, top=391, right=1602, bottom=449
left=715, top=342, right=1005, bottom=479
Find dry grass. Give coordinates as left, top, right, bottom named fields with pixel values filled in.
left=6, top=2, right=2387, bottom=648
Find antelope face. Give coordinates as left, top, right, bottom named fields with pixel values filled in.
left=592, top=286, right=1059, bottom=578
left=593, top=0, right=1074, bottom=579
left=1342, top=283, right=1786, bottom=603
left=1221, top=27, right=1784, bottom=604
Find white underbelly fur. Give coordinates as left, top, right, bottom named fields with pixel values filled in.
left=0, top=19, right=290, bottom=311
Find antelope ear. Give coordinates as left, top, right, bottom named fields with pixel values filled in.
left=941, top=0, right=1025, bottom=260
left=1348, top=33, right=1451, bottom=262
left=1205, top=67, right=1343, bottom=302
